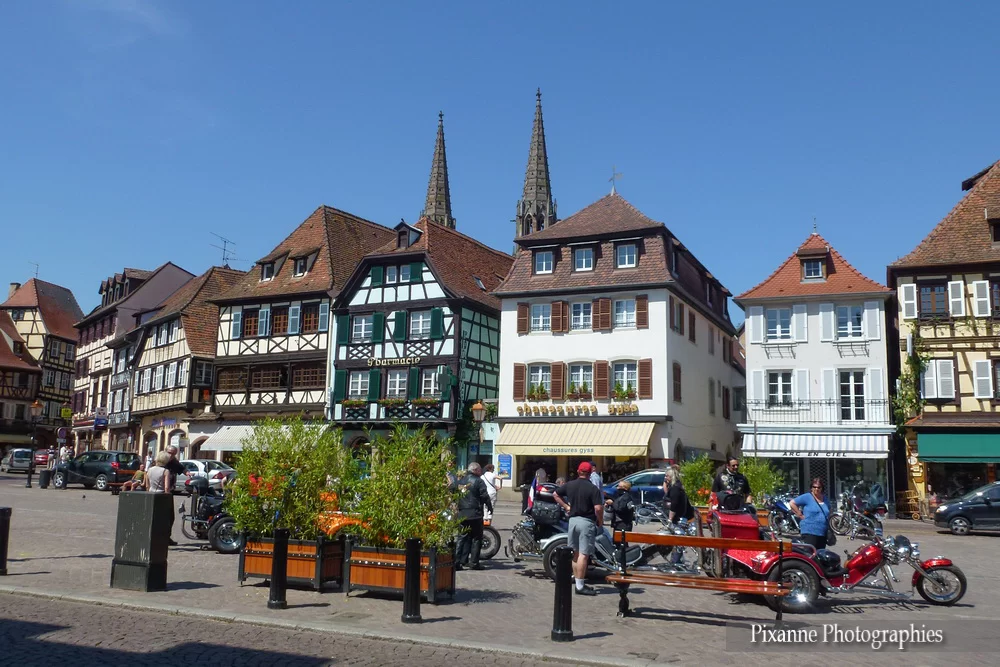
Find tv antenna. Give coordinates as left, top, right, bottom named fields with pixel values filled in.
left=210, top=233, right=239, bottom=265
left=29, top=262, right=39, bottom=278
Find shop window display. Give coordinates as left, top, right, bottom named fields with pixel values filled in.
left=926, top=463, right=990, bottom=500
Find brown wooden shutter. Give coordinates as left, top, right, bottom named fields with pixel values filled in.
left=689, top=311, right=696, bottom=342
left=678, top=304, right=685, bottom=335
left=598, top=298, right=612, bottom=331
left=559, top=301, right=570, bottom=333
left=638, top=358, right=653, bottom=399
left=513, top=363, right=527, bottom=401
left=517, top=303, right=529, bottom=335
left=551, top=301, right=563, bottom=333
left=636, top=294, right=649, bottom=329
left=594, top=361, right=610, bottom=399
left=551, top=362, right=565, bottom=399
left=669, top=296, right=676, bottom=330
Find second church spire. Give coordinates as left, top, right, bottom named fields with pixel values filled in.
left=421, top=111, right=456, bottom=229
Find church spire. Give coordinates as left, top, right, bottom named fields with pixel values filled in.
left=421, top=111, right=456, bottom=229
left=515, top=89, right=557, bottom=240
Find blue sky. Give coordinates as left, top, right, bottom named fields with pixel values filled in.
left=3, top=2, right=999, bottom=320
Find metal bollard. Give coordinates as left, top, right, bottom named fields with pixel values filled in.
left=0, top=507, right=10, bottom=576
left=401, top=537, right=423, bottom=623
left=267, top=527, right=290, bottom=610
left=550, top=545, right=574, bottom=642
left=25, top=465, right=33, bottom=489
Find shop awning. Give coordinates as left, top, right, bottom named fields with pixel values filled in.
left=496, top=422, right=654, bottom=457
left=0, top=434, right=33, bottom=445
left=199, top=425, right=255, bottom=452
left=742, top=433, right=889, bottom=459
left=918, top=432, right=1000, bottom=463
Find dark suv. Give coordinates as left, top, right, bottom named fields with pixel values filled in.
left=53, top=451, right=141, bottom=491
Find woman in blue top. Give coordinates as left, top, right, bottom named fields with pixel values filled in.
left=790, top=478, right=831, bottom=550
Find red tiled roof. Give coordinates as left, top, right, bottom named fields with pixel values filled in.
left=366, top=218, right=513, bottom=310
left=518, top=193, right=661, bottom=243
left=215, top=206, right=396, bottom=302
left=1, top=278, right=83, bottom=341
left=891, top=161, right=1000, bottom=269
left=0, top=311, right=41, bottom=372
left=736, top=232, right=889, bottom=301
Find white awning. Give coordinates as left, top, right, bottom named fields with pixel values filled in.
left=742, top=433, right=889, bottom=459
left=199, top=425, right=255, bottom=452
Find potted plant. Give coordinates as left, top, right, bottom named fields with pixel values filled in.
left=229, top=418, right=362, bottom=591
left=613, top=381, right=628, bottom=402
left=378, top=397, right=407, bottom=408
left=626, top=382, right=637, bottom=400
left=566, top=381, right=579, bottom=401
left=341, top=425, right=463, bottom=603
left=341, top=398, right=368, bottom=408
left=411, top=396, right=441, bottom=406
left=527, top=384, right=539, bottom=402
left=579, top=381, right=592, bottom=400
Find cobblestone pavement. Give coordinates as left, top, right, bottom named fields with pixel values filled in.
left=1, top=473, right=998, bottom=665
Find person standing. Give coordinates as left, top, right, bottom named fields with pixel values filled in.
left=605, top=479, right=636, bottom=533
left=712, top=456, right=752, bottom=505
left=59, top=444, right=70, bottom=464
left=165, top=445, right=186, bottom=545
left=790, top=478, right=831, bottom=550
left=553, top=462, right=603, bottom=596
left=481, top=463, right=501, bottom=521
left=46, top=446, right=56, bottom=469
left=588, top=462, right=603, bottom=489
left=454, top=462, right=493, bottom=571
left=144, top=451, right=177, bottom=546
left=663, top=466, right=696, bottom=566
left=526, top=468, right=548, bottom=513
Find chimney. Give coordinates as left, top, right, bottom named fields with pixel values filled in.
left=8, top=282, right=20, bottom=298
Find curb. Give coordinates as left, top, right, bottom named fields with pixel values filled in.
left=0, top=584, right=660, bottom=667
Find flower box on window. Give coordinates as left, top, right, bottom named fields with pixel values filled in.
left=411, top=397, right=441, bottom=406
left=341, top=399, right=368, bottom=408
left=378, top=397, right=407, bottom=408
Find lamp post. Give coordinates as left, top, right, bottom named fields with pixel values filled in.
left=471, top=400, right=486, bottom=425
left=26, top=400, right=43, bottom=488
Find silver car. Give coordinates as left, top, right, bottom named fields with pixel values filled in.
left=1, top=448, right=33, bottom=473
left=173, top=459, right=235, bottom=494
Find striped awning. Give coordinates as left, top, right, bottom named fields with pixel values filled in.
left=496, top=422, right=654, bottom=457
left=199, top=425, right=255, bottom=452
left=742, top=433, right=889, bottom=459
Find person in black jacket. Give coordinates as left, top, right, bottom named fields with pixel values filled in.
left=454, top=462, right=493, bottom=571
left=605, top=480, right=636, bottom=532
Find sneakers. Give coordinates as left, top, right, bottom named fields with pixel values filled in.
left=468, top=563, right=485, bottom=571
left=574, top=585, right=598, bottom=596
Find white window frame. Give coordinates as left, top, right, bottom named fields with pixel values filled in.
left=836, top=305, right=864, bottom=339
left=765, top=308, right=792, bottom=341
left=348, top=371, right=369, bottom=398
left=165, top=361, right=177, bottom=389
left=48, top=339, right=60, bottom=358
left=614, top=299, right=636, bottom=328
left=767, top=371, right=793, bottom=407
left=386, top=369, right=408, bottom=397
left=569, top=363, right=593, bottom=389
left=293, top=257, right=307, bottom=277
left=168, top=320, right=179, bottom=343
left=613, top=361, right=638, bottom=390
left=534, top=251, right=554, bottom=274
left=352, top=314, right=374, bottom=342
left=839, top=369, right=866, bottom=421
left=409, top=310, right=432, bottom=339
left=531, top=304, right=552, bottom=332
left=420, top=369, right=439, bottom=397
left=153, top=366, right=164, bottom=391
left=195, top=361, right=212, bottom=385
left=570, top=302, right=592, bottom=330
left=529, top=364, right=552, bottom=393
left=616, top=243, right=637, bottom=268
left=386, top=266, right=398, bottom=284
left=261, top=263, right=275, bottom=281
left=43, top=369, right=55, bottom=387
left=803, top=259, right=823, bottom=279
left=921, top=359, right=955, bottom=400
left=399, top=265, right=411, bottom=282
left=157, top=325, right=168, bottom=347
left=574, top=247, right=593, bottom=271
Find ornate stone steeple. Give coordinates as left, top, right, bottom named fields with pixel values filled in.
left=421, top=111, right=456, bottom=229
left=515, top=89, right=557, bottom=240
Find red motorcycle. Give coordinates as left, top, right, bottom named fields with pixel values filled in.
left=727, top=533, right=967, bottom=613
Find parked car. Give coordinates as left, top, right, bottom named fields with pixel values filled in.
left=1, top=448, right=33, bottom=473
left=601, top=468, right=667, bottom=503
left=934, top=481, right=1000, bottom=535
left=174, top=459, right=235, bottom=494
left=52, top=451, right=141, bottom=491
left=33, top=449, right=50, bottom=466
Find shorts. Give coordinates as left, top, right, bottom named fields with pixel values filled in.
left=567, top=516, right=597, bottom=556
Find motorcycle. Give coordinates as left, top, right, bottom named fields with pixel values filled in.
left=178, top=477, right=240, bottom=554
left=829, top=482, right=886, bottom=539
left=481, top=518, right=501, bottom=560
left=728, top=532, right=967, bottom=613
left=764, top=491, right=801, bottom=537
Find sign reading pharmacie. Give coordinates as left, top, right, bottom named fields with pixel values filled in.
left=367, top=356, right=422, bottom=367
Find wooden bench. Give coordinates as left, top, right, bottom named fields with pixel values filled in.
left=607, top=530, right=792, bottom=621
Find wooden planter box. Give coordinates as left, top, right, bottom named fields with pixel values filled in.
left=239, top=534, right=344, bottom=591
left=342, top=538, right=455, bottom=604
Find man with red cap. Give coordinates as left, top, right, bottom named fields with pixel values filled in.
left=553, top=461, right=604, bottom=595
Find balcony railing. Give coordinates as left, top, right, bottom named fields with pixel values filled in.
left=338, top=399, right=445, bottom=422
left=743, top=399, right=890, bottom=425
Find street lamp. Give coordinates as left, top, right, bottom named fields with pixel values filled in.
left=471, top=401, right=486, bottom=424
left=26, top=400, right=43, bottom=488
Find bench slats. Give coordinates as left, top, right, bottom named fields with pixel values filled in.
left=606, top=573, right=789, bottom=596
left=613, top=531, right=791, bottom=552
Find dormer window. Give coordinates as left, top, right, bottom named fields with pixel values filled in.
left=13, top=342, right=23, bottom=355
left=574, top=247, right=593, bottom=271
left=261, top=263, right=275, bottom=281
left=802, top=258, right=824, bottom=280
left=397, top=230, right=409, bottom=249
left=534, top=250, right=554, bottom=274
left=991, top=220, right=1000, bottom=245
left=474, top=276, right=486, bottom=291
left=616, top=243, right=637, bottom=268
left=293, top=257, right=308, bottom=277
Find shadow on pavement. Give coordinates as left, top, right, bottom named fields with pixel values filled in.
left=166, top=581, right=222, bottom=591
left=454, top=590, right=523, bottom=604
left=3, top=571, right=52, bottom=576
left=9, top=553, right=111, bottom=562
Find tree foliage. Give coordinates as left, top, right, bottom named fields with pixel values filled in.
left=678, top=455, right=715, bottom=505
left=740, top=456, right=786, bottom=499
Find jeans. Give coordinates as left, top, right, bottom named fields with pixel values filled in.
left=455, top=517, right=484, bottom=565
left=670, top=518, right=689, bottom=565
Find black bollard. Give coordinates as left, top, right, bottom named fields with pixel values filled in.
left=267, top=527, right=290, bottom=610
left=401, top=537, right=423, bottom=623
left=551, top=545, right=574, bottom=642
left=0, top=507, right=10, bottom=576
left=25, top=464, right=33, bottom=489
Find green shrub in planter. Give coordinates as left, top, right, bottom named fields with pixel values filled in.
left=678, top=455, right=716, bottom=506
left=740, top=456, right=786, bottom=500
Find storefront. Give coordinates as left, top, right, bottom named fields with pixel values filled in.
left=917, top=432, right=1000, bottom=500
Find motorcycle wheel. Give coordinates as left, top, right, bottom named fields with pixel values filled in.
left=855, top=517, right=876, bottom=539
left=828, top=512, right=850, bottom=536
left=765, top=561, right=819, bottom=613
left=542, top=537, right=570, bottom=581
left=916, top=565, right=967, bottom=606
left=208, top=518, right=241, bottom=555
left=180, top=515, right=200, bottom=541
left=481, top=526, right=501, bottom=560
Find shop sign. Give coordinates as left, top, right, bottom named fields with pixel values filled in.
left=781, top=451, right=850, bottom=458
left=367, top=356, right=422, bottom=367
left=60, top=407, right=73, bottom=419
left=541, top=446, right=596, bottom=455
left=497, top=453, right=512, bottom=479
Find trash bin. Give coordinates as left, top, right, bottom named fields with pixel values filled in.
left=38, top=469, right=52, bottom=489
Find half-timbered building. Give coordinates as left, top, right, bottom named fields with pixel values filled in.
left=0, top=311, right=42, bottom=452
left=330, top=218, right=513, bottom=464
left=1, top=279, right=83, bottom=448
left=201, top=206, right=396, bottom=452
left=889, top=160, right=1000, bottom=501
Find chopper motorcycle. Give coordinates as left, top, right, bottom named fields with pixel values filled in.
left=178, top=477, right=240, bottom=554
left=828, top=482, right=886, bottom=538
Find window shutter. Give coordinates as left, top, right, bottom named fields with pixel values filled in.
left=973, top=280, right=991, bottom=317
left=868, top=367, right=884, bottom=422
left=393, top=311, right=407, bottom=341
left=901, top=283, right=918, bottom=320
left=367, top=369, right=381, bottom=401
left=408, top=367, right=420, bottom=399
left=636, top=295, right=649, bottom=329
left=316, top=303, right=329, bottom=332
left=259, top=307, right=271, bottom=337
left=560, top=301, right=571, bottom=333
left=409, top=261, right=424, bottom=283
left=678, top=304, right=685, bottom=335
left=594, top=361, right=610, bottom=399
left=370, top=266, right=384, bottom=287
left=689, top=312, right=696, bottom=341
left=938, top=359, right=955, bottom=399
left=748, top=306, right=763, bottom=344
left=819, top=303, right=835, bottom=341
left=517, top=303, right=529, bottom=335
left=289, top=305, right=300, bottom=334
left=513, top=363, right=526, bottom=401
left=669, top=296, right=676, bottom=330
left=974, top=360, right=993, bottom=399
left=332, top=369, right=347, bottom=401
left=864, top=301, right=881, bottom=340
left=439, top=371, right=454, bottom=401
left=792, top=304, right=807, bottom=342
left=921, top=361, right=938, bottom=400
left=794, top=369, right=810, bottom=402
left=550, top=363, right=565, bottom=399
left=948, top=280, right=966, bottom=317
left=231, top=311, right=242, bottom=339
left=336, top=314, right=350, bottom=345
left=430, top=308, right=444, bottom=339
left=595, top=298, right=612, bottom=331
left=749, top=370, right=764, bottom=403
left=821, top=369, right=836, bottom=402
left=551, top=301, right=563, bottom=333
left=638, top=358, right=653, bottom=399
left=371, top=312, right=386, bottom=343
